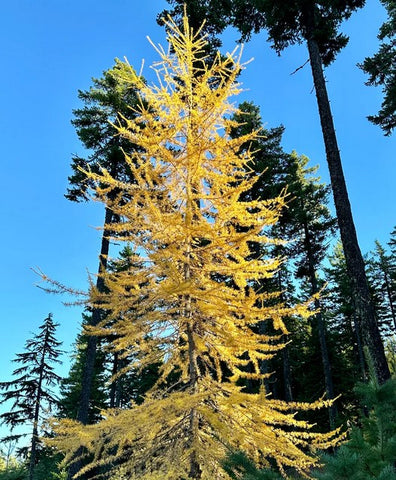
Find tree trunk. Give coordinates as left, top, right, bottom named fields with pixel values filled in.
left=185, top=246, right=202, bottom=479
left=282, top=344, right=293, bottom=402
left=185, top=159, right=201, bottom=478
left=187, top=321, right=201, bottom=479
left=304, top=19, right=390, bottom=384
left=302, top=219, right=337, bottom=427
left=258, top=321, right=272, bottom=395
left=29, top=327, right=49, bottom=480
left=67, top=205, right=112, bottom=480
left=109, top=351, right=119, bottom=408
left=77, top=205, right=112, bottom=423
left=29, top=421, right=39, bottom=480
left=277, top=271, right=293, bottom=401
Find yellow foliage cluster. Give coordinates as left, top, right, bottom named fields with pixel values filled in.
left=48, top=14, right=340, bottom=480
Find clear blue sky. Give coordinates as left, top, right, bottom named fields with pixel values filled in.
left=0, top=0, right=395, bottom=413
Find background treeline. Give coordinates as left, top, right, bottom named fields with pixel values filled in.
left=1, top=0, right=396, bottom=478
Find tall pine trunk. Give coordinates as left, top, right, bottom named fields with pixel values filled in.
left=277, top=271, right=293, bottom=402
left=67, top=206, right=112, bottom=480
left=77, top=205, right=112, bottom=424
left=281, top=345, right=293, bottom=402
left=302, top=220, right=337, bottom=427
left=109, top=351, right=119, bottom=408
left=29, top=327, right=50, bottom=480
left=29, top=409, right=39, bottom=480
left=304, top=15, right=390, bottom=384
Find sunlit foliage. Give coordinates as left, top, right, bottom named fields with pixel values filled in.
left=47, top=14, right=339, bottom=480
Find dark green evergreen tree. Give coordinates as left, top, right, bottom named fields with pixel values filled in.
left=158, top=0, right=225, bottom=61
left=279, top=154, right=338, bottom=427
left=58, top=314, right=107, bottom=424
left=228, top=103, right=336, bottom=420
left=388, top=227, right=396, bottom=317
left=65, top=60, right=142, bottom=480
left=103, top=246, right=161, bottom=409
left=270, top=265, right=301, bottom=403
left=366, top=240, right=396, bottom=336
left=315, top=361, right=396, bottom=479
left=389, top=225, right=396, bottom=257
left=58, top=318, right=132, bottom=480
left=30, top=446, right=66, bottom=480
left=324, top=243, right=366, bottom=414
left=229, top=102, right=302, bottom=401
left=0, top=467, right=27, bottom=480
left=0, top=314, right=63, bottom=480
left=229, top=102, right=289, bottom=194
left=359, top=0, right=396, bottom=136
left=160, top=0, right=391, bottom=384
left=67, top=59, right=141, bottom=204
left=222, top=451, right=281, bottom=480
left=231, top=107, right=339, bottom=424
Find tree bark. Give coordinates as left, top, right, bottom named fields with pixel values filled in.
left=302, top=219, right=337, bottom=427
left=304, top=17, right=390, bottom=384
left=29, top=411, right=39, bottom=480
left=282, top=344, right=293, bottom=402
left=29, top=326, right=50, bottom=480
left=277, top=271, right=293, bottom=401
left=67, top=205, right=112, bottom=480
left=185, top=246, right=202, bottom=479
left=109, top=351, right=119, bottom=408
left=258, top=321, right=272, bottom=395
left=76, top=205, right=111, bottom=424
left=187, top=320, right=201, bottom=479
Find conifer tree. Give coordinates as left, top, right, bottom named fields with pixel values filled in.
left=286, top=154, right=338, bottom=427
left=324, top=243, right=365, bottom=402
left=228, top=102, right=301, bottom=402
left=59, top=249, right=159, bottom=478
left=222, top=451, right=281, bottom=480
left=315, top=361, right=396, bottom=480
left=59, top=246, right=160, bottom=412
left=58, top=314, right=108, bottom=424
left=366, top=240, right=396, bottom=336
left=66, top=61, right=143, bottom=434
left=234, top=127, right=338, bottom=426
left=67, top=59, right=141, bottom=204
left=359, top=0, right=396, bottom=136
left=160, top=0, right=391, bottom=385
left=389, top=225, right=396, bottom=257
left=105, top=246, right=161, bottom=409
left=0, top=314, right=63, bottom=480
left=228, top=101, right=291, bottom=204
left=0, top=464, right=27, bottom=480
left=48, top=16, right=339, bottom=480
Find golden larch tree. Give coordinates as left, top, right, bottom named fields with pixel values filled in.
left=48, top=15, right=339, bottom=480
